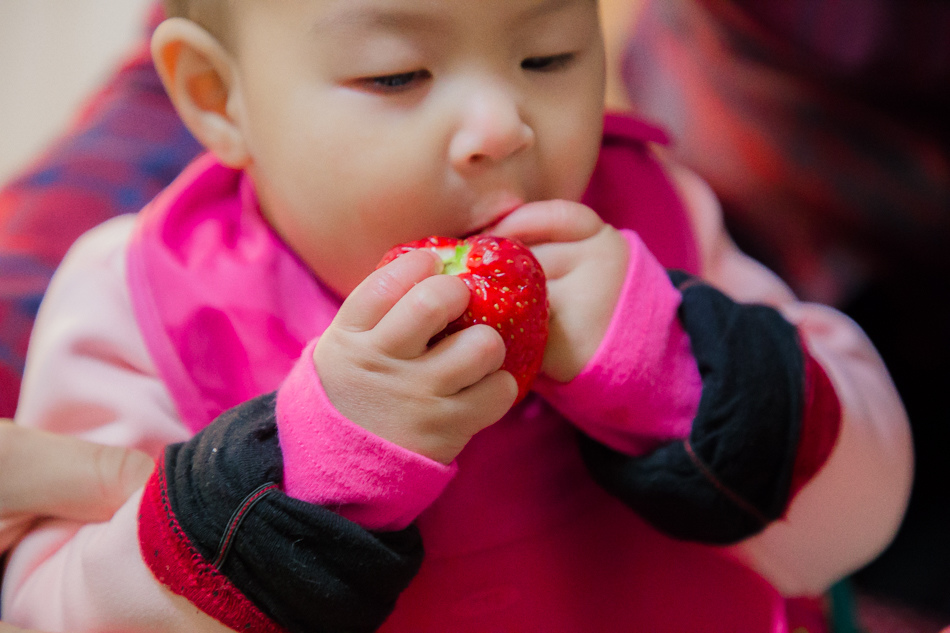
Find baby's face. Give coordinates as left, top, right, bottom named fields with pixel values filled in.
left=229, top=0, right=606, bottom=297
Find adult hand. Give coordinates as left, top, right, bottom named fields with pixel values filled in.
left=0, top=622, right=44, bottom=632
left=0, top=420, right=154, bottom=554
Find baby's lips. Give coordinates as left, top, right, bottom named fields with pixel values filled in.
left=464, top=198, right=525, bottom=238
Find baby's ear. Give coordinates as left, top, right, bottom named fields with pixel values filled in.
left=151, top=18, right=250, bottom=168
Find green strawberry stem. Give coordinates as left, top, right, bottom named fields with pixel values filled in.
left=437, top=244, right=471, bottom=276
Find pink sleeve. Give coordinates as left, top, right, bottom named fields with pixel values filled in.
left=533, top=229, right=702, bottom=455
left=277, top=340, right=456, bottom=531
left=2, top=216, right=235, bottom=631
left=3, top=495, right=235, bottom=631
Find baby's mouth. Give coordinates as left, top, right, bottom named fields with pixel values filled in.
left=462, top=217, right=502, bottom=239
left=462, top=198, right=524, bottom=238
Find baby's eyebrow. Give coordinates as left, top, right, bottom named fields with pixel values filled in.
left=515, top=0, right=589, bottom=24
left=311, top=6, right=447, bottom=36
left=311, top=0, right=591, bottom=36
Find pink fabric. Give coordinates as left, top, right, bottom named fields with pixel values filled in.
left=584, top=114, right=700, bottom=275
left=127, top=113, right=788, bottom=631
left=277, top=340, right=456, bottom=531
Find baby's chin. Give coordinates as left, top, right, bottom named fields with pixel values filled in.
left=307, top=257, right=370, bottom=301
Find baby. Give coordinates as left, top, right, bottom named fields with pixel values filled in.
left=3, top=0, right=912, bottom=631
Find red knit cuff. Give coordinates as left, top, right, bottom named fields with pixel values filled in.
left=788, top=350, right=842, bottom=500
left=137, top=456, right=287, bottom=633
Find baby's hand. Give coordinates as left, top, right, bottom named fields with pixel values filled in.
left=313, top=249, right=518, bottom=464
left=490, top=201, right=628, bottom=383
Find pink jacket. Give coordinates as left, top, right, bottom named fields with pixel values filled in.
left=3, top=115, right=912, bottom=632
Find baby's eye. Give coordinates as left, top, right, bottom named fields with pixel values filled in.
left=362, top=69, right=432, bottom=92
left=521, top=53, right=575, bottom=72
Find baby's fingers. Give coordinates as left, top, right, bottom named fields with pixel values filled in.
left=424, top=324, right=508, bottom=395
left=449, top=370, right=519, bottom=437
left=336, top=249, right=442, bottom=332
left=373, top=274, right=471, bottom=358
left=489, top=200, right=603, bottom=245
left=399, top=366, right=516, bottom=465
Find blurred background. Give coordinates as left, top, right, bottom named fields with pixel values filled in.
left=0, top=0, right=152, bottom=183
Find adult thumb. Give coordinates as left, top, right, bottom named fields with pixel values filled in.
left=0, top=423, right=155, bottom=523
left=0, top=621, right=47, bottom=633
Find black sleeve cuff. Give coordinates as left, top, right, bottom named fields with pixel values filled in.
left=138, top=392, right=423, bottom=633
left=578, top=271, right=805, bottom=544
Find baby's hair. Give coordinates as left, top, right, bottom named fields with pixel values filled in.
left=161, top=0, right=232, bottom=46
left=162, top=0, right=211, bottom=20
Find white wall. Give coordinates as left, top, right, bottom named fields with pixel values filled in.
left=0, top=0, right=153, bottom=183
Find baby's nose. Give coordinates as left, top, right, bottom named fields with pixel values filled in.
left=449, top=89, right=535, bottom=172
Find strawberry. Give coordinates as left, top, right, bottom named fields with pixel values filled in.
left=378, top=235, right=548, bottom=403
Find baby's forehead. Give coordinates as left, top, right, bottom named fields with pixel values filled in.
left=221, top=0, right=599, bottom=49
left=280, top=0, right=596, bottom=25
